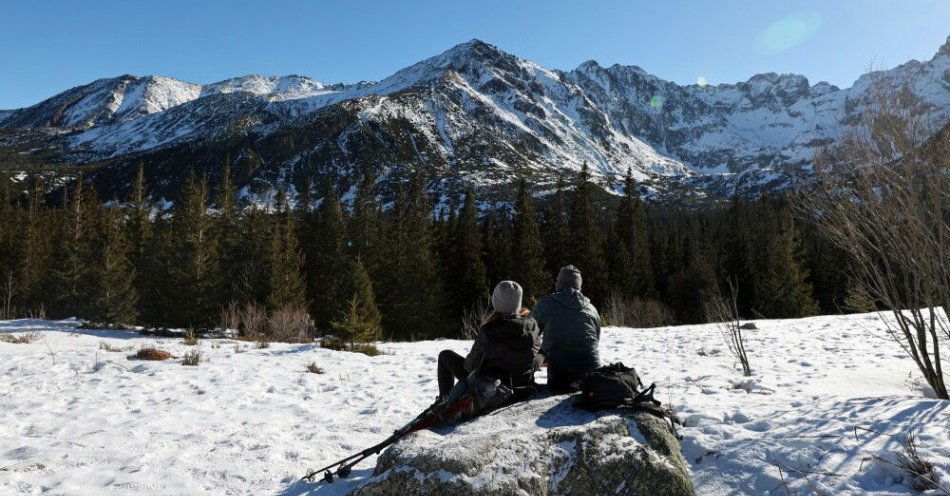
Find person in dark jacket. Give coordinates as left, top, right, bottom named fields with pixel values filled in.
left=532, top=265, right=601, bottom=393
left=437, top=281, right=542, bottom=398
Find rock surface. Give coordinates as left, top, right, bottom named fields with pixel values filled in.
left=350, top=394, right=695, bottom=496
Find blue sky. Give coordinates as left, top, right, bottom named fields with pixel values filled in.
left=1, top=0, right=948, bottom=109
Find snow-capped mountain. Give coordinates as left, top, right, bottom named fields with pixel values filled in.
left=1, top=37, right=948, bottom=202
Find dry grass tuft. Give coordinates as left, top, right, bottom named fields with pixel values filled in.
left=129, top=347, right=172, bottom=361
left=182, top=350, right=202, bottom=366
left=183, top=328, right=199, bottom=346
left=0, top=331, right=42, bottom=344
left=320, top=338, right=383, bottom=357
left=99, top=341, right=132, bottom=352
left=896, top=434, right=943, bottom=493
left=306, top=362, right=324, bottom=374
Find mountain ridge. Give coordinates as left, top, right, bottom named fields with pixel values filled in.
left=1, top=36, right=947, bottom=203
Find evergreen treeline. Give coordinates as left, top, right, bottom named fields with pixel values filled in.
left=0, top=164, right=850, bottom=339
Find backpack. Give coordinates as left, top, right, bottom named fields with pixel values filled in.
left=574, top=362, right=682, bottom=438
left=574, top=362, right=644, bottom=410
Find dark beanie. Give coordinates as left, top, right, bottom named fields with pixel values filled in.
left=556, top=265, right=582, bottom=291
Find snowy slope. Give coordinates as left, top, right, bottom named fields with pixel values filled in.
left=1, top=313, right=947, bottom=495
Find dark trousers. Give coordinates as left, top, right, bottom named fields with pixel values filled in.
left=437, top=350, right=468, bottom=397
left=547, top=367, right=582, bottom=394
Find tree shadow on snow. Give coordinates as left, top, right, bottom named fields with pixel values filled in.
left=0, top=319, right=142, bottom=340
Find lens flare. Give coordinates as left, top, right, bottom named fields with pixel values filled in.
left=648, top=95, right=665, bottom=109
left=697, top=76, right=708, bottom=88
left=754, top=12, right=822, bottom=54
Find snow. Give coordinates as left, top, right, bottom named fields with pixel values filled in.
left=1, top=312, right=947, bottom=495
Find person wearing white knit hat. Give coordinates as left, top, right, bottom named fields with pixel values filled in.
left=436, top=281, right=542, bottom=398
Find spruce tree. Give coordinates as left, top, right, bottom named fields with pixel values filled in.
left=163, top=172, right=219, bottom=328
left=214, top=161, right=241, bottom=306
left=0, top=179, right=18, bottom=317
left=611, top=169, right=654, bottom=298
left=308, top=185, right=349, bottom=330
left=542, top=175, right=571, bottom=275
left=51, top=178, right=100, bottom=318
left=128, top=164, right=153, bottom=319
left=568, top=163, right=607, bottom=302
left=266, top=191, right=308, bottom=311
left=751, top=203, right=819, bottom=318
left=350, top=169, right=382, bottom=271
left=93, top=206, right=137, bottom=325
left=448, top=188, right=487, bottom=319
left=512, top=179, right=549, bottom=303
left=17, top=177, right=53, bottom=314
left=331, top=257, right=383, bottom=345
left=377, top=173, right=446, bottom=340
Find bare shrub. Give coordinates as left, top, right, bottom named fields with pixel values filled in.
left=238, top=301, right=267, bottom=338
left=705, top=281, right=752, bottom=376
left=603, top=291, right=676, bottom=328
left=267, top=306, right=312, bottom=342
left=306, top=361, right=324, bottom=374
left=797, top=79, right=949, bottom=399
left=99, top=341, right=131, bottom=352
left=219, top=301, right=241, bottom=334
left=461, top=296, right=492, bottom=339
left=1, top=271, right=13, bottom=320
left=349, top=342, right=383, bottom=356
left=182, top=350, right=202, bottom=366
left=319, top=336, right=346, bottom=351
left=129, top=347, right=172, bottom=361
left=0, top=331, right=41, bottom=344
left=183, top=328, right=198, bottom=346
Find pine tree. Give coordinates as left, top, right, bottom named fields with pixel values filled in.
left=51, top=178, right=100, bottom=318
left=350, top=169, right=382, bottom=271
left=448, top=188, right=487, bottom=319
left=0, top=179, right=18, bottom=317
left=542, top=175, right=571, bottom=275
left=722, top=195, right=755, bottom=315
left=93, top=206, right=137, bottom=325
left=128, top=164, right=154, bottom=319
left=163, top=172, right=219, bottom=328
left=569, top=163, right=607, bottom=301
left=611, top=169, right=654, bottom=298
left=512, top=179, right=549, bottom=303
left=214, top=161, right=241, bottom=306
left=17, top=177, right=54, bottom=315
left=234, top=207, right=272, bottom=304
left=331, top=257, right=382, bottom=345
left=308, top=184, right=349, bottom=330
left=266, top=191, right=308, bottom=311
left=751, top=204, right=819, bottom=318
left=481, top=208, right=514, bottom=290
left=377, top=173, right=446, bottom=340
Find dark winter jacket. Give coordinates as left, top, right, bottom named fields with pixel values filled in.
left=463, top=314, right=542, bottom=388
left=532, top=289, right=601, bottom=385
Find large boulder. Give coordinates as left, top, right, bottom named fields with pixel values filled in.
left=350, top=394, right=695, bottom=496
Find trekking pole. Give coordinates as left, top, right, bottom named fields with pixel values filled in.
left=301, top=400, right=443, bottom=483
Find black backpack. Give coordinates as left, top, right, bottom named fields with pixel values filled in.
left=574, top=362, right=646, bottom=410
left=574, top=362, right=682, bottom=437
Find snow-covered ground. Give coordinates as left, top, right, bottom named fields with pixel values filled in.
left=1, top=313, right=947, bottom=495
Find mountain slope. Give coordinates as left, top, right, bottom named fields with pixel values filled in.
left=1, top=37, right=948, bottom=202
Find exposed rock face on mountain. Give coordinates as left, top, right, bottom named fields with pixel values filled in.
left=350, top=395, right=695, bottom=496
left=1, top=37, right=948, bottom=202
